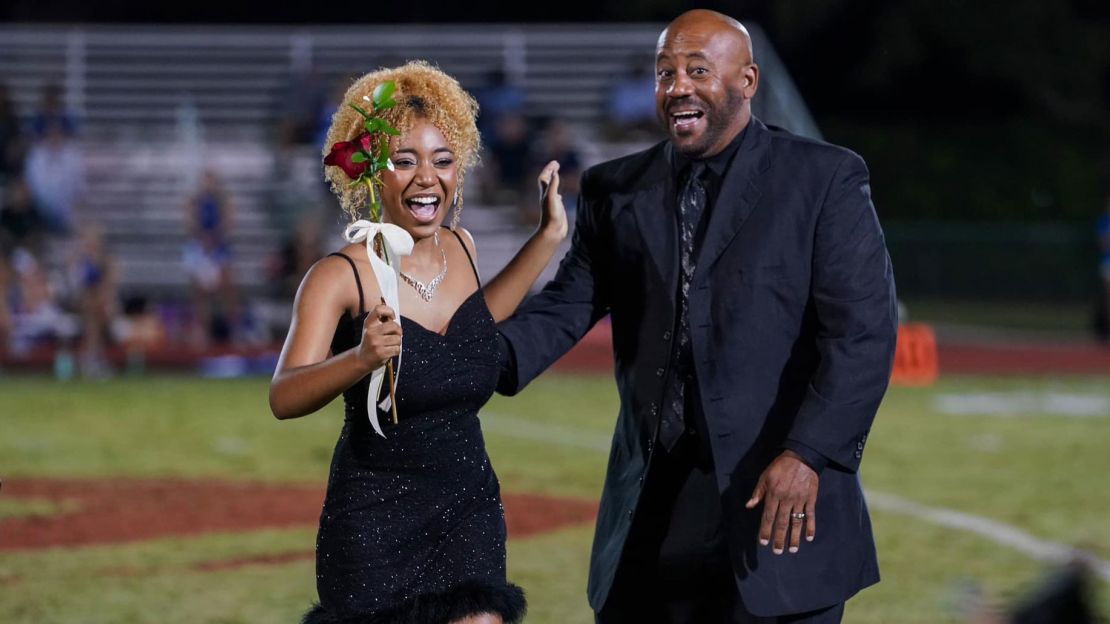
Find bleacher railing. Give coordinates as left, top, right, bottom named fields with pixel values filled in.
left=0, top=22, right=821, bottom=141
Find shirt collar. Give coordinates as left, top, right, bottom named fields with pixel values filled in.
left=673, top=123, right=748, bottom=179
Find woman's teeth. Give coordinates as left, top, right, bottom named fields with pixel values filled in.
left=407, top=197, right=439, bottom=221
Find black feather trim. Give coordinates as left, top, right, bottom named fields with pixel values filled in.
left=301, top=579, right=526, bottom=624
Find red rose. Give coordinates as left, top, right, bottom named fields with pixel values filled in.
left=324, top=135, right=370, bottom=178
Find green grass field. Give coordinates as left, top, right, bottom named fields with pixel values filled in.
left=1, top=373, right=1108, bottom=623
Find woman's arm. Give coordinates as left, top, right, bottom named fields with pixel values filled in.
left=268, top=257, right=403, bottom=420
left=482, top=160, right=569, bottom=323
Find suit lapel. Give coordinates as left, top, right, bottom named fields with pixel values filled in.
left=631, top=145, right=679, bottom=302
left=694, top=118, right=772, bottom=283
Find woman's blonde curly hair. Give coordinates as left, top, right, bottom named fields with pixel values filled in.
left=321, top=60, right=481, bottom=225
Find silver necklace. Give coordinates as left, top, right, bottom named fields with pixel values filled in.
left=400, top=231, right=448, bottom=302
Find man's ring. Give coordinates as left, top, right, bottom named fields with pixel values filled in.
left=791, top=512, right=807, bottom=520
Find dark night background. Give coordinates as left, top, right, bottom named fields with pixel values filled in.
left=5, top=0, right=1108, bottom=223
left=5, top=0, right=1110, bottom=309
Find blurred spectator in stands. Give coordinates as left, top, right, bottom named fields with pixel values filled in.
left=606, top=58, right=659, bottom=140
left=183, top=170, right=240, bottom=347
left=29, top=84, right=77, bottom=141
left=277, top=65, right=329, bottom=146
left=268, top=212, right=323, bottom=302
left=271, top=116, right=328, bottom=240
left=314, top=80, right=349, bottom=151
left=0, top=176, right=44, bottom=255
left=6, top=246, right=73, bottom=358
left=0, top=252, right=12, bottom=356
left=0, top=83, right=26, bottom=182
left=475, top=69, right=533, bottom=205
left=527, top=118, right=582, bottom=221
left=118, top=295, right=164, bottom=375
left=483, top=112, right=533, bottom=205
left=24, top=118, right=83, bottom=237
left=71, top=225, right=118, bottom=378
left=1096, top=195, right=1110, bottom=343
left=474, top=68, right=525, bottom=139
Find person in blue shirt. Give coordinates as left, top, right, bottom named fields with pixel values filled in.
left=28, top=84, right=77, bottom=140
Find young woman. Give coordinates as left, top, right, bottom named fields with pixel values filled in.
left=269, top=61, right=567, bottom=624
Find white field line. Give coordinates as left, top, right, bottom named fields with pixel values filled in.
left=480, top=413, right=613, bottom=452
left=934, top=392, right=1110, bottom=418
left=479, top=412, right=1110, bottom=583
left=865, top=492, right=1110, bottom=583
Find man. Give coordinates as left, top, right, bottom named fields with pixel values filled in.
left=497, top=10, right=897, bottom=623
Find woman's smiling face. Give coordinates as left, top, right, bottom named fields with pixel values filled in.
left=380, top=118, right=458, bottom=239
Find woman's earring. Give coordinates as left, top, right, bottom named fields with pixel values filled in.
left=450, top=188, right=462, bottom=229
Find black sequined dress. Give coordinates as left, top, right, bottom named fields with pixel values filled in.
left=302, top=242, right=525, bottom=624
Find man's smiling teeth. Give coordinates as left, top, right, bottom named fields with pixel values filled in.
left=672, top=110, right=703, bottom=128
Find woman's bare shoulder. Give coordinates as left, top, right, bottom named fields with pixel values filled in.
left=297, top=254, right=351, bottom=303
left=296, top=249, right=373, bottom=314
left=453, top=226, right=478, bottom=259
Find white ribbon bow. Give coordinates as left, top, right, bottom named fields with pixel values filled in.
left=345, top=220, right=414, bottom=437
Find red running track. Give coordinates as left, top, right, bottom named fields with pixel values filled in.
left=553, top=321, right=1110, bottom=377
left=3, top=321, right=1107, bottom=376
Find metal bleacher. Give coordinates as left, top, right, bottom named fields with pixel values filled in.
left=0, top=23, right=820, bottom=300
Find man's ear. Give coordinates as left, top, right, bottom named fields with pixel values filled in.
left=743, top=63, right=760, bottom=99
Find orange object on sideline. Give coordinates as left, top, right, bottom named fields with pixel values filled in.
left=891, top=323, right=939, bottom=386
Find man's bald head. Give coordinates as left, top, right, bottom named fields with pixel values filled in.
left=654, top=10, right=759, bottom=158
left=658, top=9, right=754, bottom=64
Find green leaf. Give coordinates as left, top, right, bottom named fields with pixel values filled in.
left=372, top=81, right=396, bottom=109
left=350, top=152, right=368, bottom=163
left=363, top=118, right=382, bottom=134
left=380, top=121, right=401, bottom=136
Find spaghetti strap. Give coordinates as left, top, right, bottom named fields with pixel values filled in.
left=446, top=227, right=480, bottom=287
left=327, top=252, right=365, bottom=315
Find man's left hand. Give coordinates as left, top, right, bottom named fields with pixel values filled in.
left=745, top=450, right=818, bottom=555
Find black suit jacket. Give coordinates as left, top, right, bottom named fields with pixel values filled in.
left=497, top=118, right=898, bottom=616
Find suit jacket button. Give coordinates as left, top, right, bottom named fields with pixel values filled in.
left=650, top=403, right=658, bottom=415
left=628, top=509, right=634, bottom=519
left=857, top=442, right=865, bottom=450
left=655, top=367, right=665, bottom=377
left=663, top=331, right=672, bottom=341
left=855, top=450, right=863, bottom=459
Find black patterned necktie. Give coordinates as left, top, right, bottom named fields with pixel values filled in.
left=659, top=161, right=707, bottom=451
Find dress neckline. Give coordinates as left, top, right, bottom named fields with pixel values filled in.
left=345, top=288, right=486, bottom=339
